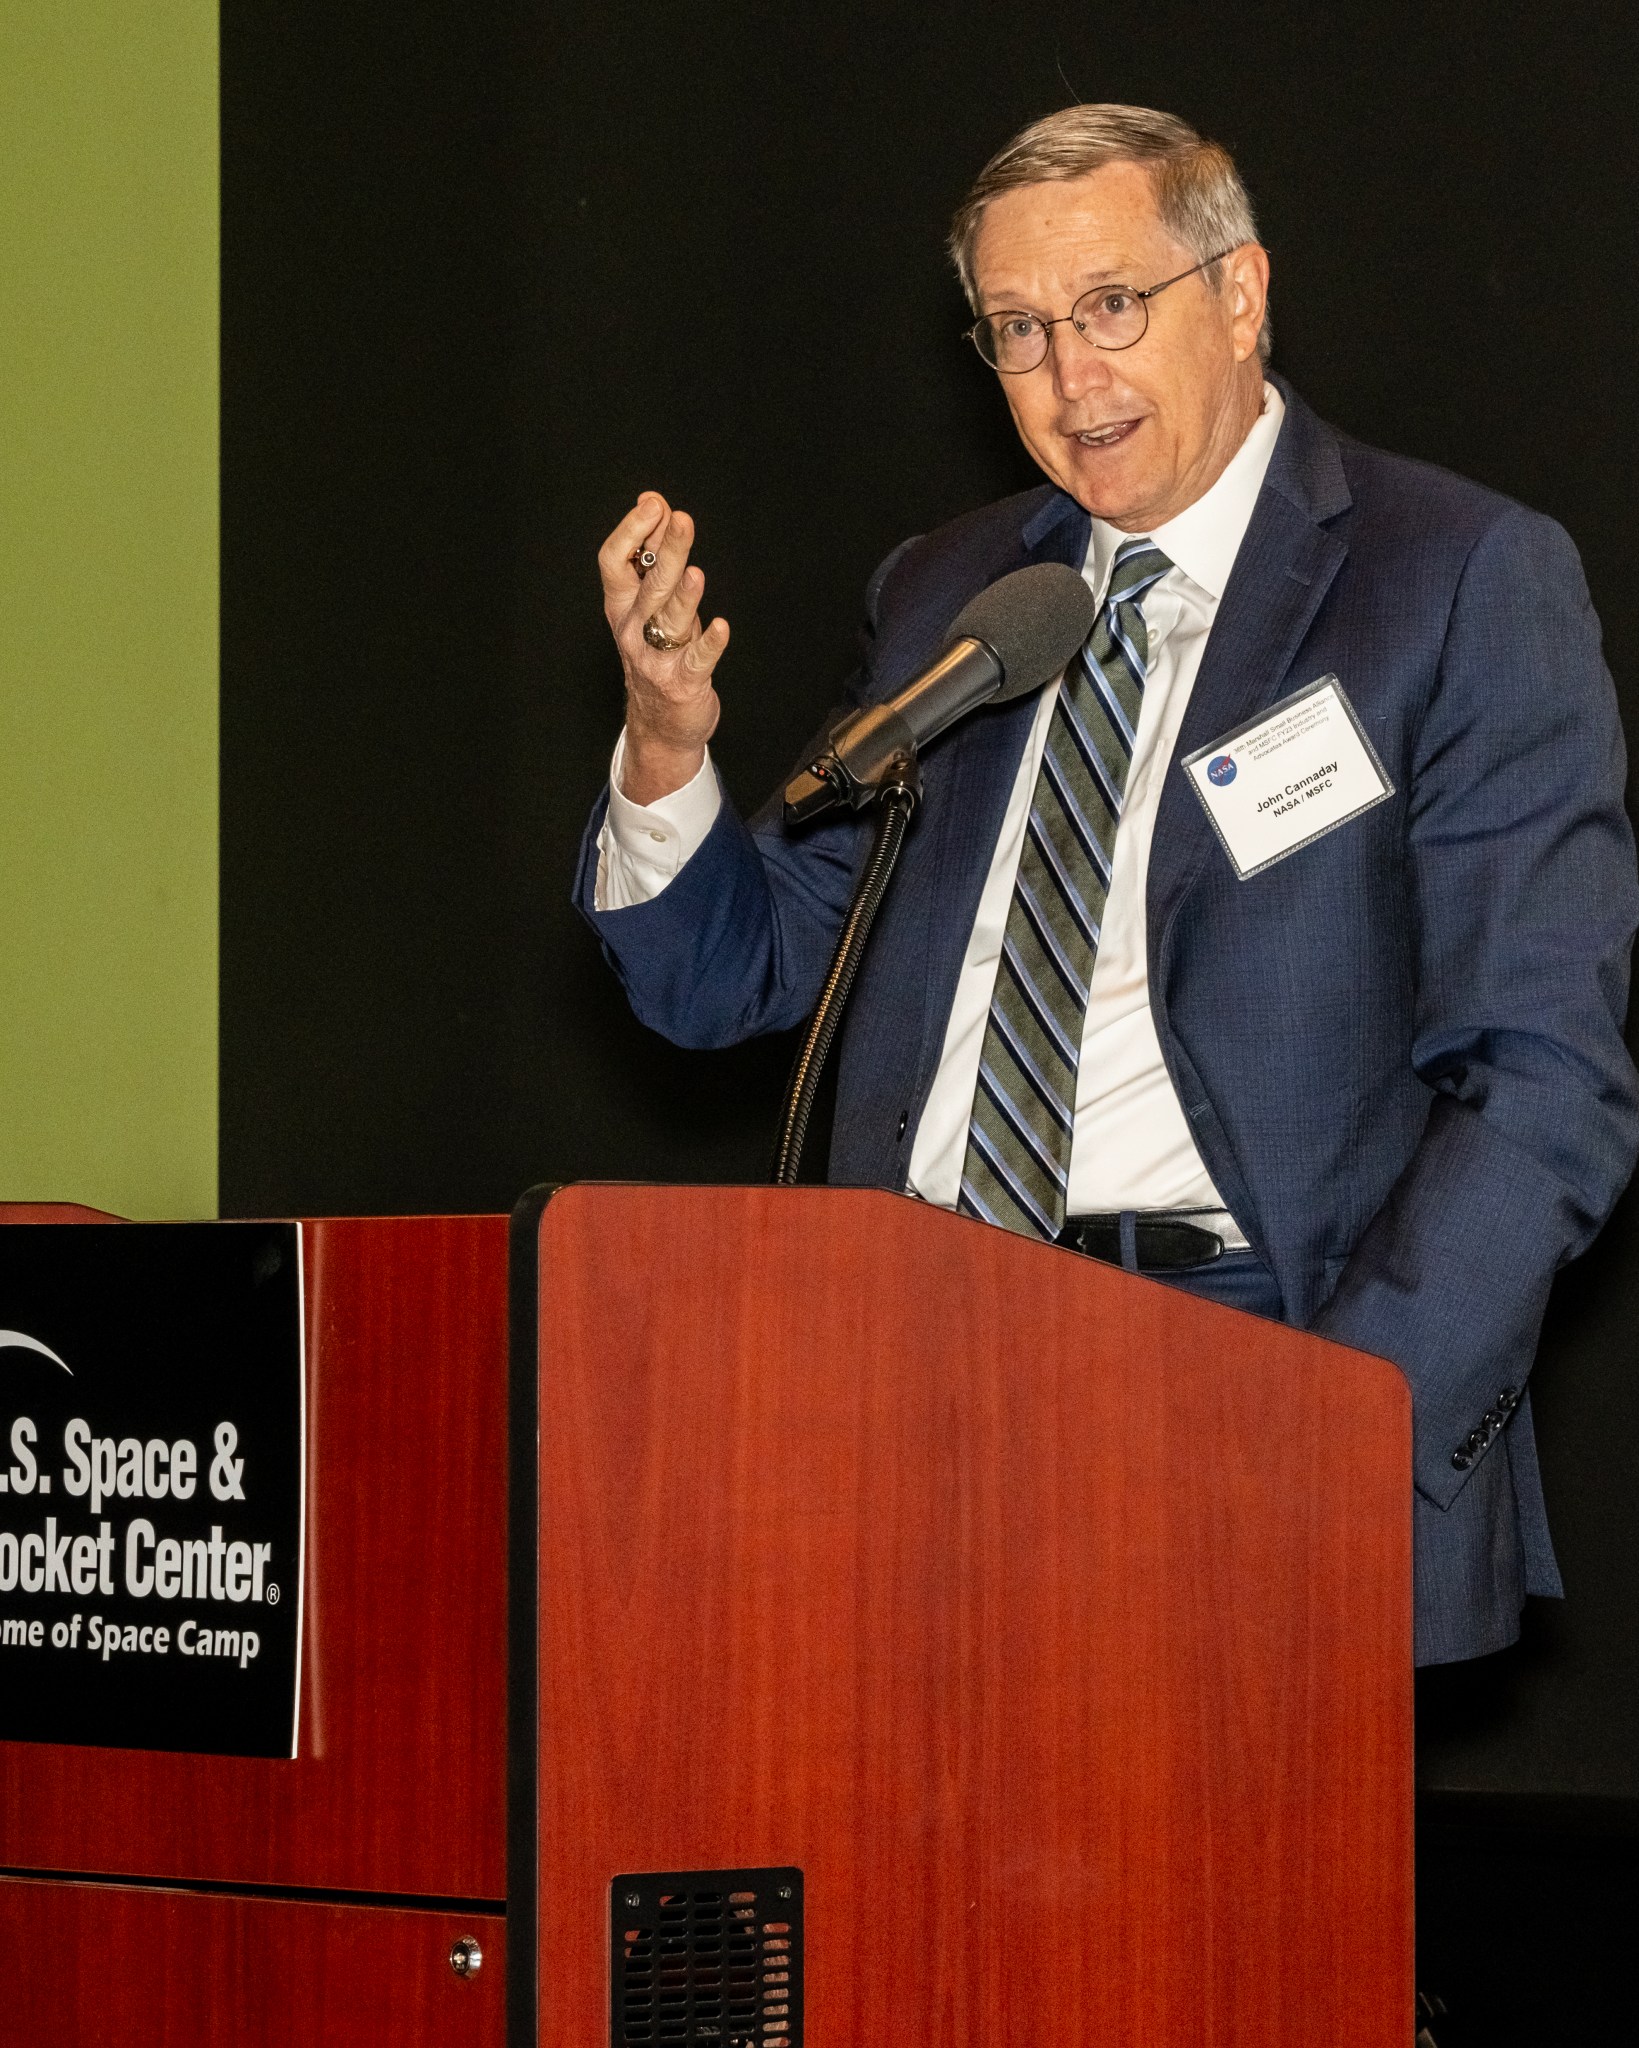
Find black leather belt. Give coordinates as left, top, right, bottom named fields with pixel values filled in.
left=1057, top=1213, right=1226, bottom=1271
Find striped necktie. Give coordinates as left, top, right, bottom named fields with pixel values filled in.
left=957, top=537, right=1172, bottom=1240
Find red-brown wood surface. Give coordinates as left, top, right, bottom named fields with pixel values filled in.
left=0, top=1203, right=122, bottom=1224
left=0, top=1876, right=504, bottom=2046
left=0, top=1214, right=508, bottom=1899
left=536, top=1184, right=1413, bottom=2047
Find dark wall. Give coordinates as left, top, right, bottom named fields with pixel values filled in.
left=221, top=1, right=1639, bottom=1801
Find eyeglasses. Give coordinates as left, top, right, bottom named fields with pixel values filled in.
left=964, top=249, right=1237, bottom=373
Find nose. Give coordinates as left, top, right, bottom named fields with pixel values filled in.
left=1045, top=320, right=1112, bottom=400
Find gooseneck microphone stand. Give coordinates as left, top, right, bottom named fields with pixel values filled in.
left=771, top=751, right=920, bottom=1185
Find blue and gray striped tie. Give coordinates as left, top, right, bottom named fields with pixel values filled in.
left=957, top=537, right=1172, bottom=1239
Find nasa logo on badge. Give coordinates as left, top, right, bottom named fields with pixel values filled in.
left=1207, top=754, right=1237, bottom=786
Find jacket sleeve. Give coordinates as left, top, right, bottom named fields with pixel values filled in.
left=570, top=538, right=919, bottom=1047
left=1311, top=504, right=1639, bottom=1509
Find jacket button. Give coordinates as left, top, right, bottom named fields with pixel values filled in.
left=1451, top=1448, right=1473, bottom=1471
left=1498, top=1386, right=1520, bottom=1410
left=896, top=1111, right=909, bottom=1141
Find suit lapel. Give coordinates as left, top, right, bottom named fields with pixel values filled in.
left=1147, top=390, right=1351, bottom=944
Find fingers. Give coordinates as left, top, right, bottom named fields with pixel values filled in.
left=597, top=492, right=669, bottom=610
left=597, top=494, right=730, bottom=770
left=680, top=615, right=730, bottom=676
left=609, top=498, right=715, bottom=658
left=597, top=492, right=706, bottom=646
left=647, top=561, right=706, bottom=646
left=633, top=506, right=697, bottom=626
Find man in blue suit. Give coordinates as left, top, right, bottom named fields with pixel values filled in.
left=576, top=105, right=1638, bottom=1666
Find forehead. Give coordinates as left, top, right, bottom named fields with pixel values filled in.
left=971, top=160, right=1186, bottom=302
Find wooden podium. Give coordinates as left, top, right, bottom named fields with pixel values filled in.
left=0, top=1186, right=1412, bottom=2044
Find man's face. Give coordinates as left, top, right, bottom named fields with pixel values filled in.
left=970, top=161, right=1270, bottom=531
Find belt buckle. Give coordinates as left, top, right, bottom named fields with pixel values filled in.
left=1059, top=1212, right=1224, bottom=1272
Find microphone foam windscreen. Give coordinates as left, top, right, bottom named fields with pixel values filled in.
left=947, top=561, right=1100, bottom=702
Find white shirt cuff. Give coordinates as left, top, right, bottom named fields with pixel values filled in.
left=593, top=731, right=723, bottom=911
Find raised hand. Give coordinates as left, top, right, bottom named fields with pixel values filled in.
left=597, top=493, right=731, bottom=804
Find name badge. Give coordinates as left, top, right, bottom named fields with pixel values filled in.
left=1181, top=675, right=1393, bottom=879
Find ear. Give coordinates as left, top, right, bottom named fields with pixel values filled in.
left=1225, top=243, right=1271, bottom=362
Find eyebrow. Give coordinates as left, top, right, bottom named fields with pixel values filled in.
left=979, top=266, right=1130, bottom=312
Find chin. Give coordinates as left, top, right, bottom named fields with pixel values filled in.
left=1060, top=457, right=1157, bottom=529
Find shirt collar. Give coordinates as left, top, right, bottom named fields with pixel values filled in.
left=1085, top=380, right=1286, bottom=603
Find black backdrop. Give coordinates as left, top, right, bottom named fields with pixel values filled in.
left=221, top=0, right=1639, bottom=1832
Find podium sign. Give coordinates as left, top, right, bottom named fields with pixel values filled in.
left=0, top=1222, right=304, bottom=1758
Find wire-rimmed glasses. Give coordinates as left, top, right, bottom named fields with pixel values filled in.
left=964, top=249, right=1237, bottom=373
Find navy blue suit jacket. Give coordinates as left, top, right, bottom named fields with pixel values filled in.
left=577, top=380, right=1639, bottom=1663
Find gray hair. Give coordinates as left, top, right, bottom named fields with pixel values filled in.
left=949, top=104, right=1271, bottom=365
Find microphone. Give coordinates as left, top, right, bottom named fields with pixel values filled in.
left=784, top=561, right=1099, bottom=821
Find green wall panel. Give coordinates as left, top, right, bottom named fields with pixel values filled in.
left=0, top=5, right=217, bottom=1218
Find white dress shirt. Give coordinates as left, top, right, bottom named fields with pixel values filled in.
left=597, top=385, right=1285, bottom=1239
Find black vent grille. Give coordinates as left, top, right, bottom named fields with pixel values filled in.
left=611, top=1867, right=803, bottom=2048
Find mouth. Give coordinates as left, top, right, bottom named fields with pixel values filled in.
left=1069, top=418, right=1142, bottom=449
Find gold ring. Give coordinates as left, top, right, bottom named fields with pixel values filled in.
left=643, top=618, right=686, bottom=652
